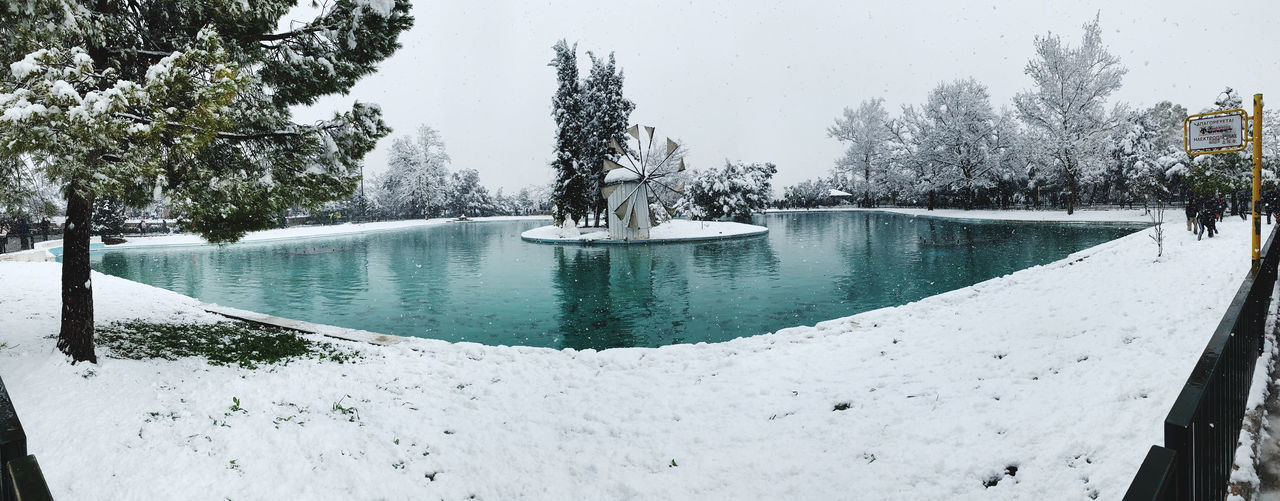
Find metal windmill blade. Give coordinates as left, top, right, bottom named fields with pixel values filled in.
left=601, top=124, right=684, bottom=239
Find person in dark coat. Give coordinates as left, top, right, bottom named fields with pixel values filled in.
left=39, top=217, right=50, bottom=242
left=1267, top=189, right=1278, bottom=225
left=1198, top=204, right=1218, bottom=241
left=16, top=219, right=30, bottom=250
left=1186, top=196, right=1199, bottom=233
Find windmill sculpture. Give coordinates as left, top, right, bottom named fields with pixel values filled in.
left=602, top=124, right=685, bottom=240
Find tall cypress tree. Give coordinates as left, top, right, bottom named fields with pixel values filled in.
left=548, top=39, right=588, bottom=225
left=582, top=52, right=635, bottom=226
left=0, top=1, right=413, bottom=363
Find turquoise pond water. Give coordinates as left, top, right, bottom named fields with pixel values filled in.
left=87, top=212, right=1143, bottom=350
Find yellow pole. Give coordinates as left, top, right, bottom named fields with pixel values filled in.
left=1253, top=93, right=1264, bottom=264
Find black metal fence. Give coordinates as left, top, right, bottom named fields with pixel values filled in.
left=0, top=376, right=52, bottom=501
left=1124, top=223, right=1280, bottom=501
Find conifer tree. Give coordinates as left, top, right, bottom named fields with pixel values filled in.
left=0, top=1, right=413, bottom=363
left=581, top=52, right=634, bottom=226
left=548, top=40, right=588, bottom=225
left=90, top=196, right=126, bottom=237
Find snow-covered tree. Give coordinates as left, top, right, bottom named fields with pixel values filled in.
left=90, top=196, right=125, bottom=236
left=490, top=188, right=519, bottom=217
left=447, top=168, right=493, bottom=218
left=784, top=178, right=833, bottom=208
left=1014, top=16, right=1126, bottom=214
left=1110, top=106, right=1185, bottom=205
left=0, top=156, right=61, bottom=220
left=581, top=51, right=635, bottom=226
left=0, top=1, right=412, bottom=363
left=917, top=78, right=1004, bottom=209
left=378, top=125, right=451, bottom=218
left=829, top=98, right=892, bottom=207
left=548, top=40, right=589, bottom=225
left=684, top=161, right=776, bottom=220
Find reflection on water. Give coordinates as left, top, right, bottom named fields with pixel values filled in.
left=89, top=213, right=1141, bottom=350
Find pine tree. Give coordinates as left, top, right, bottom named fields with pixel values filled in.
left=90, top=196, right=126, bottom=236
left=0, top=1, right=413, bottom=363
left=548, top=40, right=588, bottom=225
left=581, top=52, right=635, bottom=226
left=447, top=169, right=493, bottom=217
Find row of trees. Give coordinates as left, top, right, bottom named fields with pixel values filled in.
left=548, top=40, right=635, bottom=226
left=360, top=125, right=550, bottom=219
left=809, top=17, right=1278, bottom=213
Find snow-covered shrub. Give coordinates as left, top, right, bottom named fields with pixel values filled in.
left=683, top=161, right=776, bottom=220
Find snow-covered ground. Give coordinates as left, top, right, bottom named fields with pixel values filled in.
left=110, top=215, right=552, bottom=249
left=770, top=206, right=1158, bottom=223
left=521, top=219, right=767, bottom=243
left=0, top=214, right=1260, bottom=499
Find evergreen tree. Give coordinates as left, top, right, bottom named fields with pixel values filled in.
left=684, top=161, right=776, bottom=220
left=447, top=168, right=493, bottom=217
left=581, top=51, right=635, bottom=226
left=90, top=196, right=126, bottom=236
left=548, top=40, right=589, bottom=225
left=0, top=1, right=413, bottom=363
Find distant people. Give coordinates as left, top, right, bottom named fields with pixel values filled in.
left=1198, top=204, right=1218, bottom=241
left=161, top=219, right=169, bottom=233
left=1186, top=196, right=1199, bottom=233
left=1216, top=195, right=1227, bottom=222
left=139, top=218, right=146, bottom=235
left=39, top=217, right=50, bottom=242
left=17, top=219, right=31, bottom=250
left=0, top=222, right=7, bottom=253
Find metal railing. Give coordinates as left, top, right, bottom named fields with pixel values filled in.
left=0, top=376, right=52, bottom=501
left=1124, top=223, right=1280, bottom=501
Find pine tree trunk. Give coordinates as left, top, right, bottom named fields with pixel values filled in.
left=57, top=180, right=96, bottom=364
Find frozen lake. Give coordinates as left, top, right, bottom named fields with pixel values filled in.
left=89, top=212, right=1142, bottom=350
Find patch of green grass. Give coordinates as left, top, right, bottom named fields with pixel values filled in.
left=97, top=320, right=359, bottom=369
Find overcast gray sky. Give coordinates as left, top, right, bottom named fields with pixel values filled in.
left=297, top=0, right=1280, bottom=195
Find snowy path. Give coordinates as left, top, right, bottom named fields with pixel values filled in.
left=0, top=216, right=1260, bottom=500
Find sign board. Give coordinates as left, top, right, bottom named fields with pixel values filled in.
left=1185, top=109, right=1247, bottom=155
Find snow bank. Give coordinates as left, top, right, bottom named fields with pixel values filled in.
left=102, top=215, right=551, bottom=249
left=522, top=219, right=767, bottom=243
left=769, top=206, right=1155, bottom=223
left=0, top=217, right=1262, bottom=499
